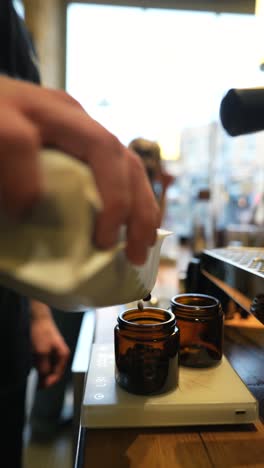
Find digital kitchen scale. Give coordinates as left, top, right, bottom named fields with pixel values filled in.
left=81, top=344, right=258, bottom=428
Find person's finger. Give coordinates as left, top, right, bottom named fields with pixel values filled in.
left=125, top=151, right=161, bottom=264
left=33, top=353, right=52, bottom=381
left=44, top=347, right=69, bottom=387
left=42, top=87, right=86, bottom=113
left=0, top=103, right=41, bottom=217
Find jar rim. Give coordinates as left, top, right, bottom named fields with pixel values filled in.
left=171, top=293, right=220, bottom=309
left=118, top=307, right=176, bottom=330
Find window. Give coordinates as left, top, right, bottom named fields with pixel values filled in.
left=67, top=4, right=264, bottom=243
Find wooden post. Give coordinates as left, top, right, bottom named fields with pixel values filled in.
left=24, top=0, right=66, bottom=89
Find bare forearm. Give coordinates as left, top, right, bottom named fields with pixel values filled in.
left=30, top=299, right=53, bottom=321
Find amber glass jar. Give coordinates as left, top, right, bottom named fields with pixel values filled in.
left=170, top=293, right=223, bottom=368
left=114, top=307, right=179, bottom=395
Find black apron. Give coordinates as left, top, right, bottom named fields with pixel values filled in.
left=0, top=0, right=40, bottom=392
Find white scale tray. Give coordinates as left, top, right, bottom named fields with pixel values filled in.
left=81, top=344, right=258, bottom=428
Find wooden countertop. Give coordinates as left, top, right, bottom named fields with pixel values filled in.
left=76, top=305, right=264, bottom=468
left=83, top=420, right=264, bottom=468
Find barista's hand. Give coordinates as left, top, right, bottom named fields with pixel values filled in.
left=30, top=300, right=70, bottom=388
left=0, top=76, right=160, bottom=264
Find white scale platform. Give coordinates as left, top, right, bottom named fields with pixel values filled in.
left=81, top=344, right=258, bottom=428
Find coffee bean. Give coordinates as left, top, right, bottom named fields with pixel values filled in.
left=143, top=293, right=152, bottom=302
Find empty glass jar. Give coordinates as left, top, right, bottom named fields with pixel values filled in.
left=170, top=293, right=223, bottom=368
left=114, top=307, right=179, bottom=395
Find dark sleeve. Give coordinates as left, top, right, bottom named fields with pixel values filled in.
left=0, top=0, right=39, bottom=391
left=0, top=286, right=31, bottom=392
left=0, top=0, right=40, bottom=83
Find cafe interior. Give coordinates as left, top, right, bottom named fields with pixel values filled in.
left=17, top=0, right=264, bottom=467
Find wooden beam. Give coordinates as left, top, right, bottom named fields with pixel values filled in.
left=66, top=0, right=255, bottom=14
left=24, top=0, right=66, bottom=89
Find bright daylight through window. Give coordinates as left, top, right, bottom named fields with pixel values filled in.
left=67, top=4, right=264, bottom=244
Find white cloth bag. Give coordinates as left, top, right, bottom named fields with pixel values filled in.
left=0, top=149, right=170, bottom=310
